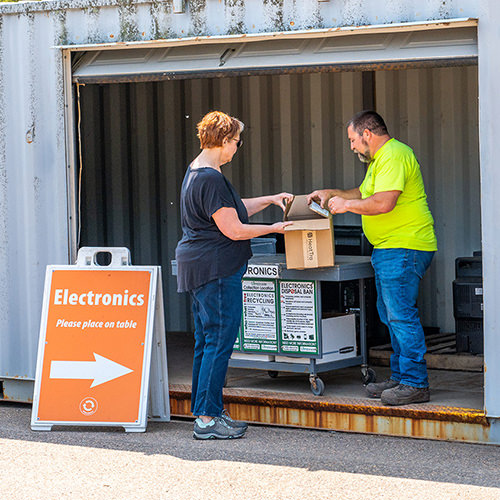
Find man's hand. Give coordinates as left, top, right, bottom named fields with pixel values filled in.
left=327, top=190, right=400, bottom=215
left=306, top=189, right=335, bottom=209
left=328, top=196, right=348, bottom=214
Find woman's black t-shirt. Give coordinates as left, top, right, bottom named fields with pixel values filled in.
left=175, top=166, right=252, bottom=292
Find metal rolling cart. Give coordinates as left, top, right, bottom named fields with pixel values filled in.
left=229, top=254, right=376, bottom=395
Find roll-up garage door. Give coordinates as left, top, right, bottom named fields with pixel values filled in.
left=70, top=18, right=477, bottom=83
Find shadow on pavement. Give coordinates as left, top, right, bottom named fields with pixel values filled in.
left=1, top=401, right=498, bottom=490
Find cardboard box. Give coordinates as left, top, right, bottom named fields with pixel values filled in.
left=283, top=194, right=335, bottom=269
left=275, top=314, right=357, bottom=364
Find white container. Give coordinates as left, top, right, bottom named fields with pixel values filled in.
left=275, top=314, right=357, bottom=364
left=231, top=352, right=276, bottom=362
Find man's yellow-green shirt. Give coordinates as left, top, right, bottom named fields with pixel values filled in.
left=359, top=138, right=437, bottom=251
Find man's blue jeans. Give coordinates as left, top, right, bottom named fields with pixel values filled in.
left=189, top=264, right=246, bottom=417
left=371, top=248, right=435, bottom=388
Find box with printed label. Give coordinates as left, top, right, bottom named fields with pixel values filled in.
left=283, top=194, right=335, bottom=270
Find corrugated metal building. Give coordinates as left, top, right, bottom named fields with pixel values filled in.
left=0, top=0, right=498, bottom=437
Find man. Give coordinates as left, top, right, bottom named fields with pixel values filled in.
left=308, top=110, right=437, bottom=406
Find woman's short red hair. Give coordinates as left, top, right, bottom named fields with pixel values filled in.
left=197, top=111, right=244, bottom=149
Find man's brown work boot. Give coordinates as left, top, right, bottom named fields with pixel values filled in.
left=365, top=378, right=399, bottom=398
left=381, top=384, right=430, bottom=406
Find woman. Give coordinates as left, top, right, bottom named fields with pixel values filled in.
left=175, top=111, right=292, bottom=440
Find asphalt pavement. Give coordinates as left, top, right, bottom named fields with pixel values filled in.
left=1, top=402, right=499, bottom=500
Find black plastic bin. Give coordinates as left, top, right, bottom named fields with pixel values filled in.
left=452, top=281, right=483, bottom=319
left=453, top=255, right=483, bottom=354
left=456, top=318, right=483, bottom=354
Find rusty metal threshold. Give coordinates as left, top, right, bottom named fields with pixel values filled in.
left=169, top=384, right=496, bottom=445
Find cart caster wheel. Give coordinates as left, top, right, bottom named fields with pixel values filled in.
left=267, top=370, right=279, bottom=378
left=310, top=377, right=325, bottom=396
left=361, top=368, right=376, bottom=385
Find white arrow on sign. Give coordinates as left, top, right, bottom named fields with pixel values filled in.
left=50, top=353, right=134, bottom=388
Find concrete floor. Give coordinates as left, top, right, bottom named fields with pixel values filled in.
left=166, top=332, right=484, bottom=410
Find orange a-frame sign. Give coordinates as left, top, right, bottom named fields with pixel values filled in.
left=31, top=248, right=169, bottom=432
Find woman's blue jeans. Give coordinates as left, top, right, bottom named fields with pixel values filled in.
left=189, top=264, right=246, bottom=417
left=371, top=248, right=435, bottom=388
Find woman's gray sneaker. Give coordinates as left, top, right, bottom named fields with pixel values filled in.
left=221, top=409, right=249, bottom=430
left=381, top=384, right=430, bottom=406
left=193, top=417, right=246, bottom=440
left=365, top=378, right=399, bottom=398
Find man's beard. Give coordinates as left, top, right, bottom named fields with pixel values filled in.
left=355, top=137, right=371, bottom=163
left=356, top=151, right=371, bottom=163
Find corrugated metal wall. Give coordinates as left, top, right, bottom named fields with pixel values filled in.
left=0, top=11, right=69, bottom=382
left=79, top=72, right=366, bottom=332
left=79, top=66, right=480, bottom=333
left=376, top=66, right=480, bottom=333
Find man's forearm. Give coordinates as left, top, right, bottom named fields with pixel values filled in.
left=329, top=190, right=400, bottom=216
left=332, top=188, right=362, bottom=200
left=344, top=195, right=392, bottom=215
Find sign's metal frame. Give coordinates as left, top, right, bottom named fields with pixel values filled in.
left=31, top=247, right=170, bottom=433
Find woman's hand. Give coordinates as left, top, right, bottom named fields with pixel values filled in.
left=270, top=221, right=294, bottom=234
left=242, top=192, right=293, bottom=217
left=270, top=192, right=293, bottom=212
